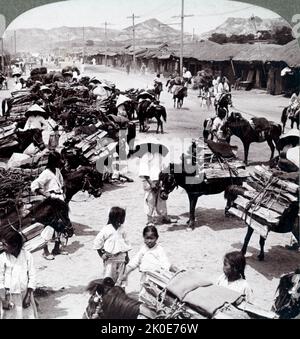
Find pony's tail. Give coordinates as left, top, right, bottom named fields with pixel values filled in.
left=161, top=107, right=167, bottom=122
left=281, top=108, right=288, bottom=124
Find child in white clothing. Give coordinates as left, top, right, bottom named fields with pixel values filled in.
left=0, top=231, right=37, bottom=319
left=94, top=207, right=131, bottom=283
left=217, top=251, right=253, bottom=303
left=119, top=226, right=176, bottom=297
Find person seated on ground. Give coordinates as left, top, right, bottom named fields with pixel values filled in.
left=211, top=107, right=228, bottom=143
left=217, top=251, right=253, bottom=303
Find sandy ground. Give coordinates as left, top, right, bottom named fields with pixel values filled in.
left=1, top=66, right=299, bottom=319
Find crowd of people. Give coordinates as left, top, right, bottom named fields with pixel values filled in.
left=0, top=63, right=298, bottom=320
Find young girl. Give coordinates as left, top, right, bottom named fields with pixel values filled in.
left=93, top=207, right=131, bottom=284
left=119, top=226, right=176, bottom=297
left=0, top=231, right=38, bottom=319
left=217, top=251, right=253, bottom=303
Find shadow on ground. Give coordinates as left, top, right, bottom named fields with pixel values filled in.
left=232, top=242, right=300, bottom=281
left=168, top=208, right=244, bottom=232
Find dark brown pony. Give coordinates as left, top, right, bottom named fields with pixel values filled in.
left=222, top=112, right=282, bottom=165
left=273, top=269, right=300, bottom=319
left=137, top=100, right=167, bottom=134
left=159, top=160, right=244, bottom=230
left=0, top=128, right=45, bottom=158
left=0, top=198, right=73, bottom=240
left=225, top=185, right=299, bottom=261
left=173, top=86, right=187, bottom=109
left=83, top=278, right=141, bottom=319
left=64, top=166, right=103, bottom=204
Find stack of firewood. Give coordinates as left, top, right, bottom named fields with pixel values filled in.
left=227, top=165, right=299, bottom=237
left=188, top=140, right=249, bottom=182
left=0, top=123, right=18, bottom=149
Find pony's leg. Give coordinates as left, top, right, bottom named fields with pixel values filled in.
left=241, top=227, right=254, bottom=255
left=267, top=139, right=275, bottom=161
left=243, top=143, right=250, bottom=166
left=156, top=119, right=159, bottom=134
left=188, top=194, right=199, bottom=230
left=258, top=237, right=266, bottom=261
left=161, top=121, right=164, bottom=134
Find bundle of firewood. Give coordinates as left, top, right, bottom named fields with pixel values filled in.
left=187, top=140, right=249, bottom=182
left=227, top=165, right=299, bottom=237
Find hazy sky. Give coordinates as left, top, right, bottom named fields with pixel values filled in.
left=6, top=0, right=281, bottom=34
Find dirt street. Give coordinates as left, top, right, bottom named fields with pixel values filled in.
left=0, top=66, right=299, bottom=319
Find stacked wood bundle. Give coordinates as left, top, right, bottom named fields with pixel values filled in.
left=188, top=140, right=249, bottom=182
left=0, top=168, right=47, bottom=254
left=0, top=123, right=18, bottom=149
left=0, top=167, right=44, bottom=206
left=227, top=165, right=299, bottom=238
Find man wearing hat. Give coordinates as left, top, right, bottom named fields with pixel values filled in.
left=20, top=104, right=48, bottom=132
left=138, top=140, right=175, bottom=226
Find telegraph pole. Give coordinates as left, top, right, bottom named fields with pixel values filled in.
left=172, top=0, right=193, bottom=76
left=126, top=14, right=140, bottom=72
left=82, top=26, right=85, bottom=63
left=102, top=21, right=113, bottom=67
left=1, top=37, right=4, bottom=72
left=14, top=30, right=17, bottom=56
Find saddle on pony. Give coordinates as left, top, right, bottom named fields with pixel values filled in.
left=249, top=117, right=271, bottom=141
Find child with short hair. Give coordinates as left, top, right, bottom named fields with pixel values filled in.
left=119, top=226, right=176, bottom=297
left=94, top=207, right=131, bottom=283
left=0, top=231, right=38, bottom=319
left=217, top=251, right=253, bottom=303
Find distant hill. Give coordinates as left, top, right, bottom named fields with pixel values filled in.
left=4, top=18, right=191, bottom=53
left=200, top=16, right=292, bottom=39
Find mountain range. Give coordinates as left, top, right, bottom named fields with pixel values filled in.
left=4, top=17, right=291, bottom=53
left=200, top=16, right=291, bottom=39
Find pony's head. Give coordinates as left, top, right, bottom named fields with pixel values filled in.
left=16, top=128, right=46, bottom=151
left=83, top=168, right=103, bottom=198
left=159, top=164, right=177, bottom=200
left=29, top=198, right=74, bottom=239
left=273, top=269, right=300, bottom=319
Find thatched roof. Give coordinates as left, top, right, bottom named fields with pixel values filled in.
left=232, top=43, right=282, bottom=63
left=274, top=40, right=300, bottom=68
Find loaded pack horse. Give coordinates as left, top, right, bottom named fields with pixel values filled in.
left=0, top=198, right=74, bottom=250
left=0, top=128, right=45, bottom=158
left=137, top=100, right=167, bottom=134
left=222, top=112, right=282, bottom=165
left=173, top=86, right=187, bottom=109
left=159, top=158, right=245, bottom=230
left=64, top=166, right=103, bottom=204
left=225, top=185, right=299, bottom=261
